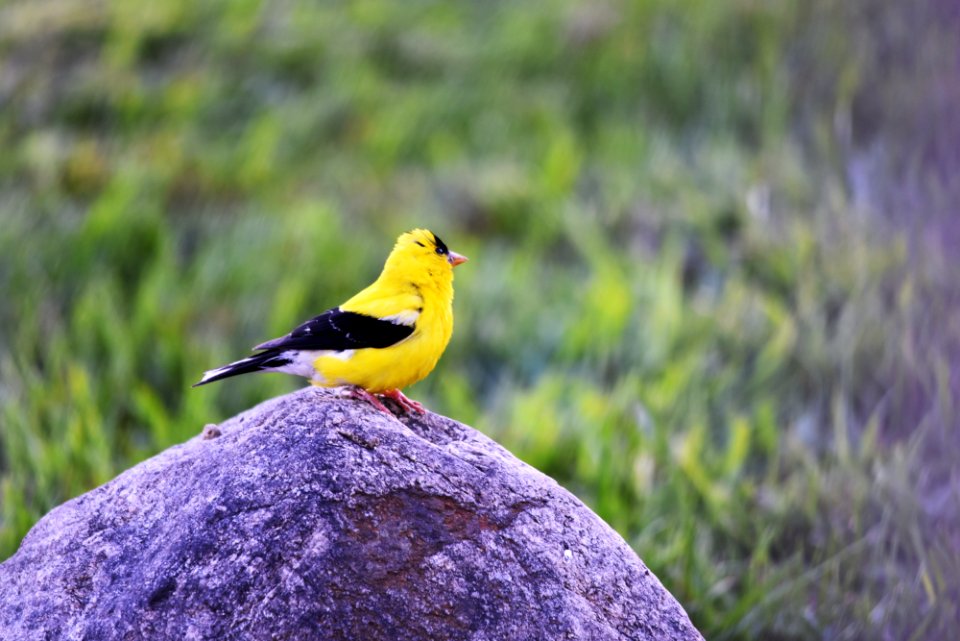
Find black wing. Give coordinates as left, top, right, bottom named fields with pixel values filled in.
left=253, top=308, right=414, bottom=352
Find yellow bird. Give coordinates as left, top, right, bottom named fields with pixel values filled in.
left=194, top=229, right=467, bottom=414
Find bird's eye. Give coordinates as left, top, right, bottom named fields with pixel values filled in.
left=435, top=246, right=446, bottom=255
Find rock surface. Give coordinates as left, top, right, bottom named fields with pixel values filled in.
left=0, top=387, right=703, bottom=641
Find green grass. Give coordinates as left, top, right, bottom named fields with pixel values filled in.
left=1, top=0, right=958, bottom=638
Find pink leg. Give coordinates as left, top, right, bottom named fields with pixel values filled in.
left=380, top=389, right=426, bottom=414
left=341, top=386, right=393, bottom=415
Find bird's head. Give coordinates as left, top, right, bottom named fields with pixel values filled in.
left=382, top=229, right=467, bottom=287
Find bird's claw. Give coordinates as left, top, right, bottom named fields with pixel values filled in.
left=339, top=386, right=426, bottom=416
left=381, top=389, right=426, bottom=414
left=340, top=386, right=393, bottom=415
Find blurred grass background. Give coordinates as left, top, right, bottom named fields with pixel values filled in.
left=1, top=0, right=959, bottom=638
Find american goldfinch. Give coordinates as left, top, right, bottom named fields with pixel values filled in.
left=194, top=229, right=467, bottom=414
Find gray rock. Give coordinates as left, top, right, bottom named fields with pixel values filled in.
left=0, top=387, right=703, bottom=641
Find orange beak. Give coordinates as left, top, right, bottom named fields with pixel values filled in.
left=448, top=251, right=468, bottom=267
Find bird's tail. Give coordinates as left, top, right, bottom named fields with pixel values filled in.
left=193, top=350, right=292, bottom=387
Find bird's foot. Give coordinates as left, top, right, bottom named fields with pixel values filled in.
left=340, top=386, right=393, bottom=415
left=380, top=389, right=426, bottom=414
